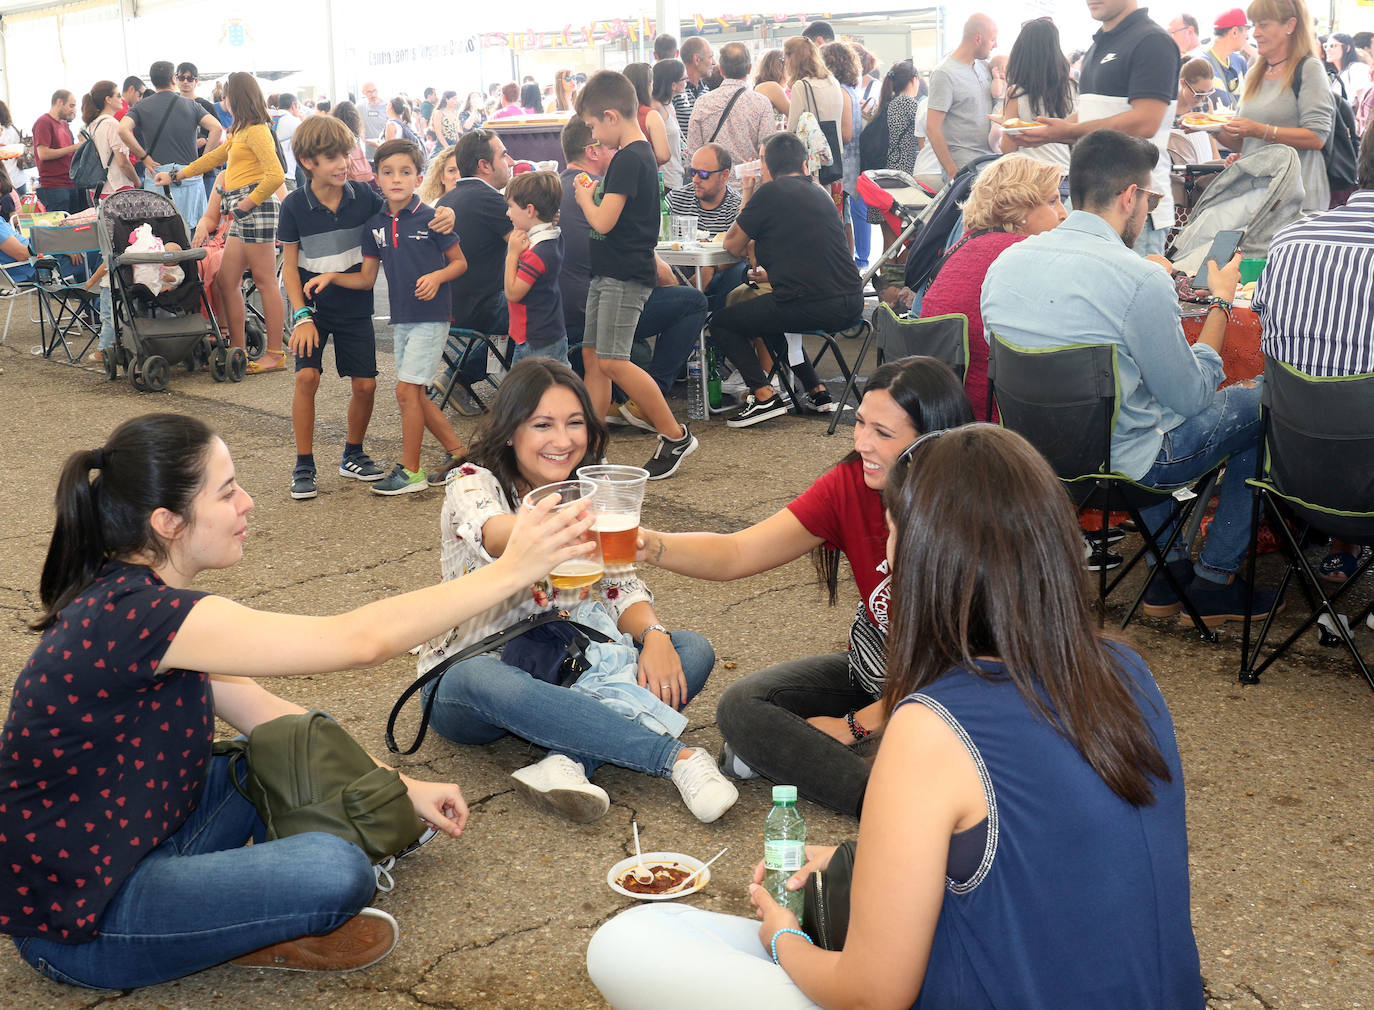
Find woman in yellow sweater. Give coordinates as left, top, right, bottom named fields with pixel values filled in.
left=156, top=71, right=286, bottom=372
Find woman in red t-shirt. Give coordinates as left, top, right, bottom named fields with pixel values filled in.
left=637, top=356, right=974, bottom=815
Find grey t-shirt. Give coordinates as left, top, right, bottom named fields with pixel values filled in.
left=362, top=101, right=388, bottom=142
left=1238, top=58, right=1335, bottom=213
left=125, top=90, right=202, bottom=167
left=926, top=55, right=996, bottom=175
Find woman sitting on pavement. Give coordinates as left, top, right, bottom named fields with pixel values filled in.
left=589, top=424, right=1202, bottom=1010
left=636, top=356, right=974, bottom=816
left=0, top=412, right=591, bottom=989
left=920, top=154, right=1067, bottom=422
left=416, top=358, right=737, bottom=825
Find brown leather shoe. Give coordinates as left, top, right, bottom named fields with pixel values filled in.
left=231, top=907, right=398, bottom=972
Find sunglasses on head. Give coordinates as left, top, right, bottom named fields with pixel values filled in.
left=690, top=167, right=726, bottom=179
left=895, top=423, right=999, bottom=471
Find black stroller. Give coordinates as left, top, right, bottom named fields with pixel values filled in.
left=97, top=189, right=242, bottom=391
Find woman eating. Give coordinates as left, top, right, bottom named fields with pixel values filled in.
left=589, top=425, right=1203, bottom=1009
left=0, top=413, right=591, bottom=988
left=417, top=358, right=737, bottom=825
left=636, top=356, right=974, bottom=816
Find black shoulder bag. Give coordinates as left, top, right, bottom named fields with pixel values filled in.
left=1292, top=57, right=1358, bottom=192
left=803, top=80, right=845, bottom=186
left=385, top=610, right=613, bottom=755
left=802, top=839, right=857, bottom=950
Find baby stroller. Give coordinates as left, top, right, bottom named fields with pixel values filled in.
left=97, top=188, right=239, bottom=392
left=855, top=169, right=936, bottom=290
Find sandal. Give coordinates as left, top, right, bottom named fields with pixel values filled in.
left=1318, top=551, right=1359, bottom=584
left=245, top=352, right=286, bottom=375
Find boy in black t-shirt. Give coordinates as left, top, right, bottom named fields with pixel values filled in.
left=573, top=71, right=697, bottom=480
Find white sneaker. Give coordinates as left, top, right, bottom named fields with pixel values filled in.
left=510, top=753, right=610, bottom=823
left=719, top=369, right=748, bottom=396
left=670, top=747, right=739, bottom=823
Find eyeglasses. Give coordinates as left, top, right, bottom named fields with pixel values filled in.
left=690, top=168, right=726, bottom=180
left=1168, top=26, right=1193, bottom=37
left=894, top=422, right=1000, bottom=471
left=1136, top=186, right=1164, bottom=213
left=1185, top=81, right=1215, bottom=97
left=177, top=74, right=198, bottom=83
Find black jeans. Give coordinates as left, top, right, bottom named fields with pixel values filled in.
left=716, top=652, right=875, bottom=816
left=709, top=289, right=862, bottom=392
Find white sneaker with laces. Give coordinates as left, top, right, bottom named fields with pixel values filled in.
left=670, top=747, right=739, bottom=823
left=510, top=753, right=610, bottom=822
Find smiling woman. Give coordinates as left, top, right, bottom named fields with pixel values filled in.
left=0, top=412, right=593, bottom=989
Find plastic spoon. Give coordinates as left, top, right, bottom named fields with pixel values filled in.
left=672, top=845, right=729, bottom=893
left=629, top=820, right=653, bottom=884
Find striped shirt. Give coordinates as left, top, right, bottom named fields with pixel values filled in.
left=672, top=79, right=710, bottom=144
left=277, top=180, right=384, bottom=320
left=666, top=184, right=741, bottom=235
left=1255, top=191, right=1374, bottom=376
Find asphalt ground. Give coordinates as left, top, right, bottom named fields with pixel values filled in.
left=0, top=307, right=1372, bottom=1010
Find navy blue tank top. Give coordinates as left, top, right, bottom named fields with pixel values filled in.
left=905, top=644, right=1203, bottom=1009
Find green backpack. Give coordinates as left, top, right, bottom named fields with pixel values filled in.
left=214, top=711, right=423, bottom=863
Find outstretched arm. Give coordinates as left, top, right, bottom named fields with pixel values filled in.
left=638, top=507, right=825, bottom=582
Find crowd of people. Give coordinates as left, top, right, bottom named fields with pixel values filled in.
left=3, top=0, right=1374, bottom=1005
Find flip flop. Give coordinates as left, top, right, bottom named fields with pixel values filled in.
left=245, top=353, right=286, bottom=375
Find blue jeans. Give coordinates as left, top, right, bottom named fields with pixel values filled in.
left=423, top=629, right=715, bottom=776
left=637, top=284, right=708, bottom=394
left=702, top=261, right=747, bottom=315
left=511, top=334, right=570, bottom=368
left=1133, top=215, right=1167, bottom=258
left=13, top=754, right=375, bottom=989
left=144, top=166, right=208, bottom=233
left=1137, top=381, right=1264, bottom=582
left=36, top=186, right=81, bottom=214
left=98, top=284, right=114, bottom=351
left=849, top=193, right=871, bottom=265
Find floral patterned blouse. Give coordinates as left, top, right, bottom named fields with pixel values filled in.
left=416, top=463, right=653, bottom=676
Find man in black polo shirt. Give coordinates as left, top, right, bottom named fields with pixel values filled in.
left=715, top=132, right=862, bottom=428
left=437, top=129, right=513, bottom=384
left=1015, top=0, right=1178, bottom=257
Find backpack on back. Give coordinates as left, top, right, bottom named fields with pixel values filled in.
left=69, top=118, right=115, bottom=190
left=1293, top=58, right=1359, bottom=192
left=859, top=104, right=890, bottom=173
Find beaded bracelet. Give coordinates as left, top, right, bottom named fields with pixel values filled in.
left=1206, top=295, right=1233, bottom=320
left=770, top=927, right=814, bottom=965
left=846, top=710, right=872, bottom=741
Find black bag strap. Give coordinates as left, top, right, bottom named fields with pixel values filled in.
left=708, top=87, right=748, bottom=144
left=385, top=610, right=613, bottom=755
left=143, top=94, right=181, bottom=166
left=924, top=227, right=994, bottom=289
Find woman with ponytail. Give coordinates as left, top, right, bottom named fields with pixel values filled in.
left=2, top=413, right=592, bottom=989
left=81, top=80, right=137, bottom=200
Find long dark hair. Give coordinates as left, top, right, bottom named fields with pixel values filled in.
left=82, top=80, right=118, bottom=126
left=457, top=359, right=609, bottom=508
left=224, top=71, right=270, bottom=133
left=519, top=82, right=542, bottom=111
left=1006, top=19, right=1075, bottom=121
left=1328, top=33, right=1358, bottom=71
left=332, top=100, right=363, bottom=138
left=388, top=96, right=411, bottom=123
left=33, top=414, right=217, bottom=630
left=815, top=355, right=975, bottom=604
left=652, top=59, right=685, bottom=106
left=879, top=60, right=918, bottom=112
left=0, top=100, right=12, bottom=129
left=882, top=425, right=1170, bottom=806
left=624, top=63, right=653, bottom=108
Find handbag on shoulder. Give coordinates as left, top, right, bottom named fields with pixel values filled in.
left=801, top=839, right=857, bottom=950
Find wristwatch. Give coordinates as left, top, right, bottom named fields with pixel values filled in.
left=637, top=623, right=669, bottom=647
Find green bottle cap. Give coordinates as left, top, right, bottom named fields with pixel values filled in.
left=772, top=785, right=798, bottom=803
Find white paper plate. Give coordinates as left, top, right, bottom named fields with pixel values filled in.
left=606, top=851, right=708, bottom=901
left=1001, top=124, right=1049, bottom=136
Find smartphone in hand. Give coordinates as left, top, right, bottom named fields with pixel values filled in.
left=1194, top=229, right=1244, bottom=289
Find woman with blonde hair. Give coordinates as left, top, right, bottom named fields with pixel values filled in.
left=1219, top=0, right=1333, bottom=210
left=419, top=145, right=460, bottom=205
left=157, top=71, right=286, bottom=372
left=785, top=36, right=852, bottom=179
left=920, top=155, right=1067, bottom=420
left=753, top=48, right=791, bottom=127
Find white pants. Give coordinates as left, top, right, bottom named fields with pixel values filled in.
left=586, top=903, right=823, bottom=1010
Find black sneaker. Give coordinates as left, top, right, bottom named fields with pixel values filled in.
left=1185, top=577, right=1282, bottom=629
left=1085, top=543, right=1123, bottom=572
left=427, top=453, right=461, bottom=487
left=643, top=422, right=698, bottom=480
left=339, top=451, right=384, bottom=482
left=726, top=393, right=788, bottom=428
left=801, top=389, right=837, bottom=414
left=1141, top=559, right=1195, bottom=618
left=290, top=464, right=317, bottom=500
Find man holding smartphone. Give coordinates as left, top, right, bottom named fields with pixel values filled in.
left=982, top=129, right=1273, bottom=627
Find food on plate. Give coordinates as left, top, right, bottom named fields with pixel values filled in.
left=617, top=863, right=694, bottom=895
left=1182, top=111, right=1235, bottom=129
left=1001, top=118, right=1046, bottom=130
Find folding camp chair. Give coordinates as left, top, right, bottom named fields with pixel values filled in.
left=0, top=262, right=38, bottom=346
left=432, top=327, right=513, bottom=415
left=1240, top=359, right=1374, bottom=691
left=988, top=333, right=1221, bottom=639
left=30, top=222, right=100, bottom=362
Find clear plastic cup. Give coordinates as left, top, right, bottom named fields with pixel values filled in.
left=577, top=465, right=649, bottom=570
left=670, top=215, right=699, bottom=243
left=522, top=479, right=603, bottom=592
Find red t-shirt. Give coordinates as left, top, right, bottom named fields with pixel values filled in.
left=920, top=230, right=1026, bottom=423
left=786, top=458, right=891, bottom=631
left=32, top=113, right=74, bottom=189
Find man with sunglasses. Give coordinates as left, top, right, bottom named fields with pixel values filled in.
left=118, top=60, right=222, bottom=227
left=983, top=129, right=1273, bottom=627
left=667, top=143, right=747, bottom=309
left=176, top=63, right=220, bottom=197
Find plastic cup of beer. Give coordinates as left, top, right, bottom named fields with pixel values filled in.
left=577, top=465, right=649, bottom=572
left=522, top=479, right=603, bottom=594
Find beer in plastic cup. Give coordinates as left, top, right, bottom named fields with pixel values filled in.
left=577, top=465, right=649, bottom=571
left=522, top=479, right=603, bottom=592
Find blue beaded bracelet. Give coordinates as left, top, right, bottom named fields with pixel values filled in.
left=770, top=927, right=814, bottom=965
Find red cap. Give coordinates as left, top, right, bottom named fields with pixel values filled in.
left=1214, top=8, right=1249, bottom=30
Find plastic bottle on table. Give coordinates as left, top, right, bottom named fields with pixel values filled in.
left=687, top=348, right=706, bottom=420
left=763, top=784, right=807, bottom=920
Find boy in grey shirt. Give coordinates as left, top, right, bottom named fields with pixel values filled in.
left=926, top=14, right=999, bottom=179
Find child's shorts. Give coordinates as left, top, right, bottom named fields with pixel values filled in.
left=393, top=320, right=450, bottom=385
left=223, top=184, right=279, bottom=244
left=294, top=314, right=377, bottom=378
left=585, top=276, right=652, bottom=361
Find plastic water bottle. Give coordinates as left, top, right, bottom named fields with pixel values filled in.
left=686, top=348, right=706, bottom=420
left=763, top=785, right=806, bottom=920
left=658, top=171, right=671, bottom=242
left=707, top=348, right=722, bottom=409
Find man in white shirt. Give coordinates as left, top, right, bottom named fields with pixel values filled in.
left=275, top=94, right=303, bottom=190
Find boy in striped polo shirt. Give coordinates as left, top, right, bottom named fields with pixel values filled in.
left=504, top=170, right=569, bottom=366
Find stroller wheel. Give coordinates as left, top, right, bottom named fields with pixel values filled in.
left=228, top=347, right=247, bottom=382
left=130, top=358, right=148, bottom=392
left=244, top=316, right=266, bottom=361
left=209, top=346, right=229, bottom=383
left=142, top=355, right=170, bottom=394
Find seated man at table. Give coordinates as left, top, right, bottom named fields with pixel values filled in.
left=982, top=128, right=1272, bottom=626
left=666, top=142, right=747, bottom=311
left=715, top=131, right=863, bottom=428
left=1253, top=128, right=1374, bottom=581
left=558, top=118, right=707, bottom=426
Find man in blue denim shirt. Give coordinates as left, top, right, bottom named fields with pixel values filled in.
left=983, top=130, right=1272, bottom=627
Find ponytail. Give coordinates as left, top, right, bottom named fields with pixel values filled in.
left=389, top=96, right=411, bottom=124
left=32, top=414, right=217, bottom=629
left=879, top=60, right=917, bottom=113
left=83, top=80, right=117, bottom=126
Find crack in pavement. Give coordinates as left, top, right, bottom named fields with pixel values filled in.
left=238, top=545, right=436, bottom=603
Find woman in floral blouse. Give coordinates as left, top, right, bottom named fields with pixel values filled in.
left=417, top=358, right=738, bottom=825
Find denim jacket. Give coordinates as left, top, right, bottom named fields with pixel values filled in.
left=980, top=211, right=1225, bottom=479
